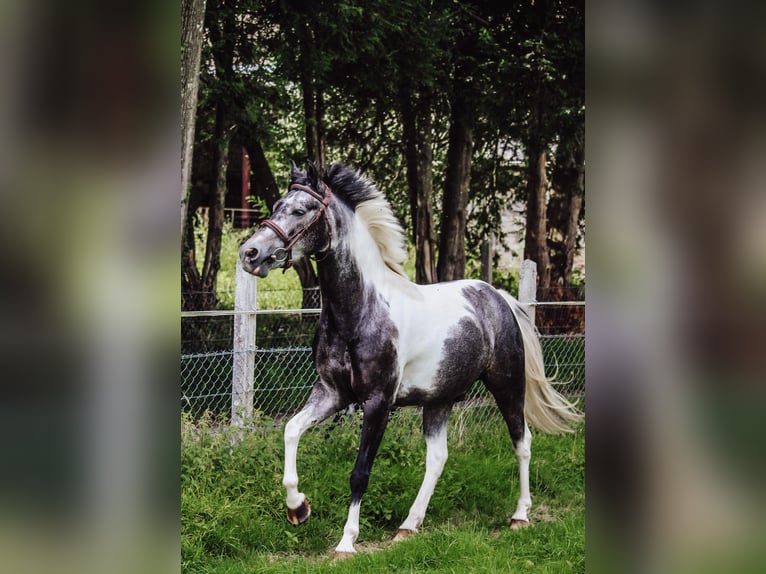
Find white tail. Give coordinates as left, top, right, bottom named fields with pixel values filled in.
left=499, top=290, right=583, bottom=434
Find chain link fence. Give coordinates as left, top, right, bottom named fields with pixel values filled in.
left=181, top=285, right=584, bottom=433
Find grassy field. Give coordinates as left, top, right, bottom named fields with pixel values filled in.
left=182, top=409, right=584, bottom=573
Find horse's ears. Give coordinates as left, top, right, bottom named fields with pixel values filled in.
left=290, top=159, right=302, bottom=180
left=306, top=159, right=322, bottom=190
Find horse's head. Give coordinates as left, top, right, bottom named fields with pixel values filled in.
left=239, top=160, right=332, bottom=278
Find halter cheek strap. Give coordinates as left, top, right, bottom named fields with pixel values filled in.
left=258, top=183, right=333, bottom=271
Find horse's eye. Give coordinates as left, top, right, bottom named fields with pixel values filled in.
left=292, top=209, right=306, bottom=216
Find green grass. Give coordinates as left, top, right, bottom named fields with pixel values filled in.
left=182, top=411, right=584, bottom=573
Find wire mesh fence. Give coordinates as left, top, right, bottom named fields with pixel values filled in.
left=181, top=288, right=584, bottom=432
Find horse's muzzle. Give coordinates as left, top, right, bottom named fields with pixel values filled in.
left=240, top=244, right=274, bottom=278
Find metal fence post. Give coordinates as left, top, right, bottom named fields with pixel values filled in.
left=232, top=264, right=257, bottom=427
left=518, top=259, right=537, bottom=324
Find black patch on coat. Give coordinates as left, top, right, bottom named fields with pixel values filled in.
left=422, top=404, right=453, bottom=438
left=432, top=316, right=490, bottom=400
left=460, top=284, right=527, bottom=444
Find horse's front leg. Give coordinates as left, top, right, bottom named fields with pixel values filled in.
left=283, top=382, right=342, bottom=525
left=334, top=393, right=390, bottom=557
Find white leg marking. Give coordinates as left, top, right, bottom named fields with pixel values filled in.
left=283, top=401, right=332, bottom=510
left=511, top=424, right=533, bottom=523
left=397, top=424, right=448, bottom=533
left=334, top=502, right=360, bottom=554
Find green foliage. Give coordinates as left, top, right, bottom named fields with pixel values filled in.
left=569, top=269, right=585, bottom=288
left=492, top=268, right=520, bottom=295
left=182, top=412, right=584, bottom=572
left=245, top=195, right=270, bottom=214
left=189, top=0, right=584, bottom=295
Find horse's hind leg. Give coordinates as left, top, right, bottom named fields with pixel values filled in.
left=395, top=404, right=452, bottom=539
left=283, top=382, right=342, bottom=525
left=509, top=422, right=532, bottom=527
left=485, top=369, right=533, bottom=528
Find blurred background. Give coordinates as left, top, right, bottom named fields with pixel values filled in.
left=587, top=1, right=766, bottom=572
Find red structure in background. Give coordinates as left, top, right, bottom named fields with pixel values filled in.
left=240, top=147, right=251, bottom=229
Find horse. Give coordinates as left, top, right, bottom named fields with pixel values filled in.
left=239, top=161, right=582, bottom=557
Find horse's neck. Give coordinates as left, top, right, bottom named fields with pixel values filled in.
left=317, top=225, right=388, bottom=335
left=317, top=250, right=368, bottom=313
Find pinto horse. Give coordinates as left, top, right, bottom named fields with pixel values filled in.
left=239, top=161, right=582, bottom=556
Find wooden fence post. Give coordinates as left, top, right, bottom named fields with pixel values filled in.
left=518, top=259, right=537, bottom=324
left=232, top=264, right=257, bottom=428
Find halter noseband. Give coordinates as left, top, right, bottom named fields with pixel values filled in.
left=259, top=183, right=333, bottom=271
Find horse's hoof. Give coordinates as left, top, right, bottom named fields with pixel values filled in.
left=333, top=551, right=355, bottom=560
left=393, top=528, right=417, bottom=542
left=287, top=498, right=311, bottom=526
left=510, top=518, right=530, bottom=529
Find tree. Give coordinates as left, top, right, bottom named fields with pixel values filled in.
left=549, top=118, right=584, bottom=287
left=182, top=0, right=238, bottom=310
left=263, top=0, right=373, bottom=304
left=401, top=87, right=437, bottom=284
left=437, top=96, right=475, bottom=282
left=546, top=1, right=585, bottom=288
left=519, top=0, right=554, bottom=290
left=297, top=20, right=326, bottom=169
left=181, top=0, right=585, bottom=306
left=393, top=0, right=448, bottom=284
left=437, top=3, right=483, bottom=282
left=181, top=0, right=208, bottom=227
left=513, top=0, right=584, bottom=291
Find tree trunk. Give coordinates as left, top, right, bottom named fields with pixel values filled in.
left=181, top=0, right=207, bottom=228
left=247, top=139, right=281, bottom=210
left=299, top=20, right=325, bottom=167
left=562, top=140, right=584, bottom=285
left=523, top=37, right=551, bottom=292
left=180, top=0, right=236, bottom=311
left=523, top=145, right=551, bottom=290
left=401, top=89, right=436, bottom=284
left=315, top=88, right=326, bottom=168
left=437, top=23, right=479, bottom=282
left=181, top=195, right=202, bottom=310
left=293, top=19, right=324, bottom=304
left=198, top=105, right=232, bottom=310
left=301, top=66, right=319, bottom=162
left=522, top=0, right=555, bottom=292
left=181, top=105, right=231, bottom=311
left=549, top=125, right=584, bottom=287
left=437, top=103, right=474, bottom=282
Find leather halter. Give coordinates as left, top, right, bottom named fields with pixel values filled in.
left=259, top=183, right=332, bottom=271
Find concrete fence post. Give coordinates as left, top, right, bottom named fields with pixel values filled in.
left=518, top=259, right=538, bottom=324
left=232, top=264, right=257, bottom=428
